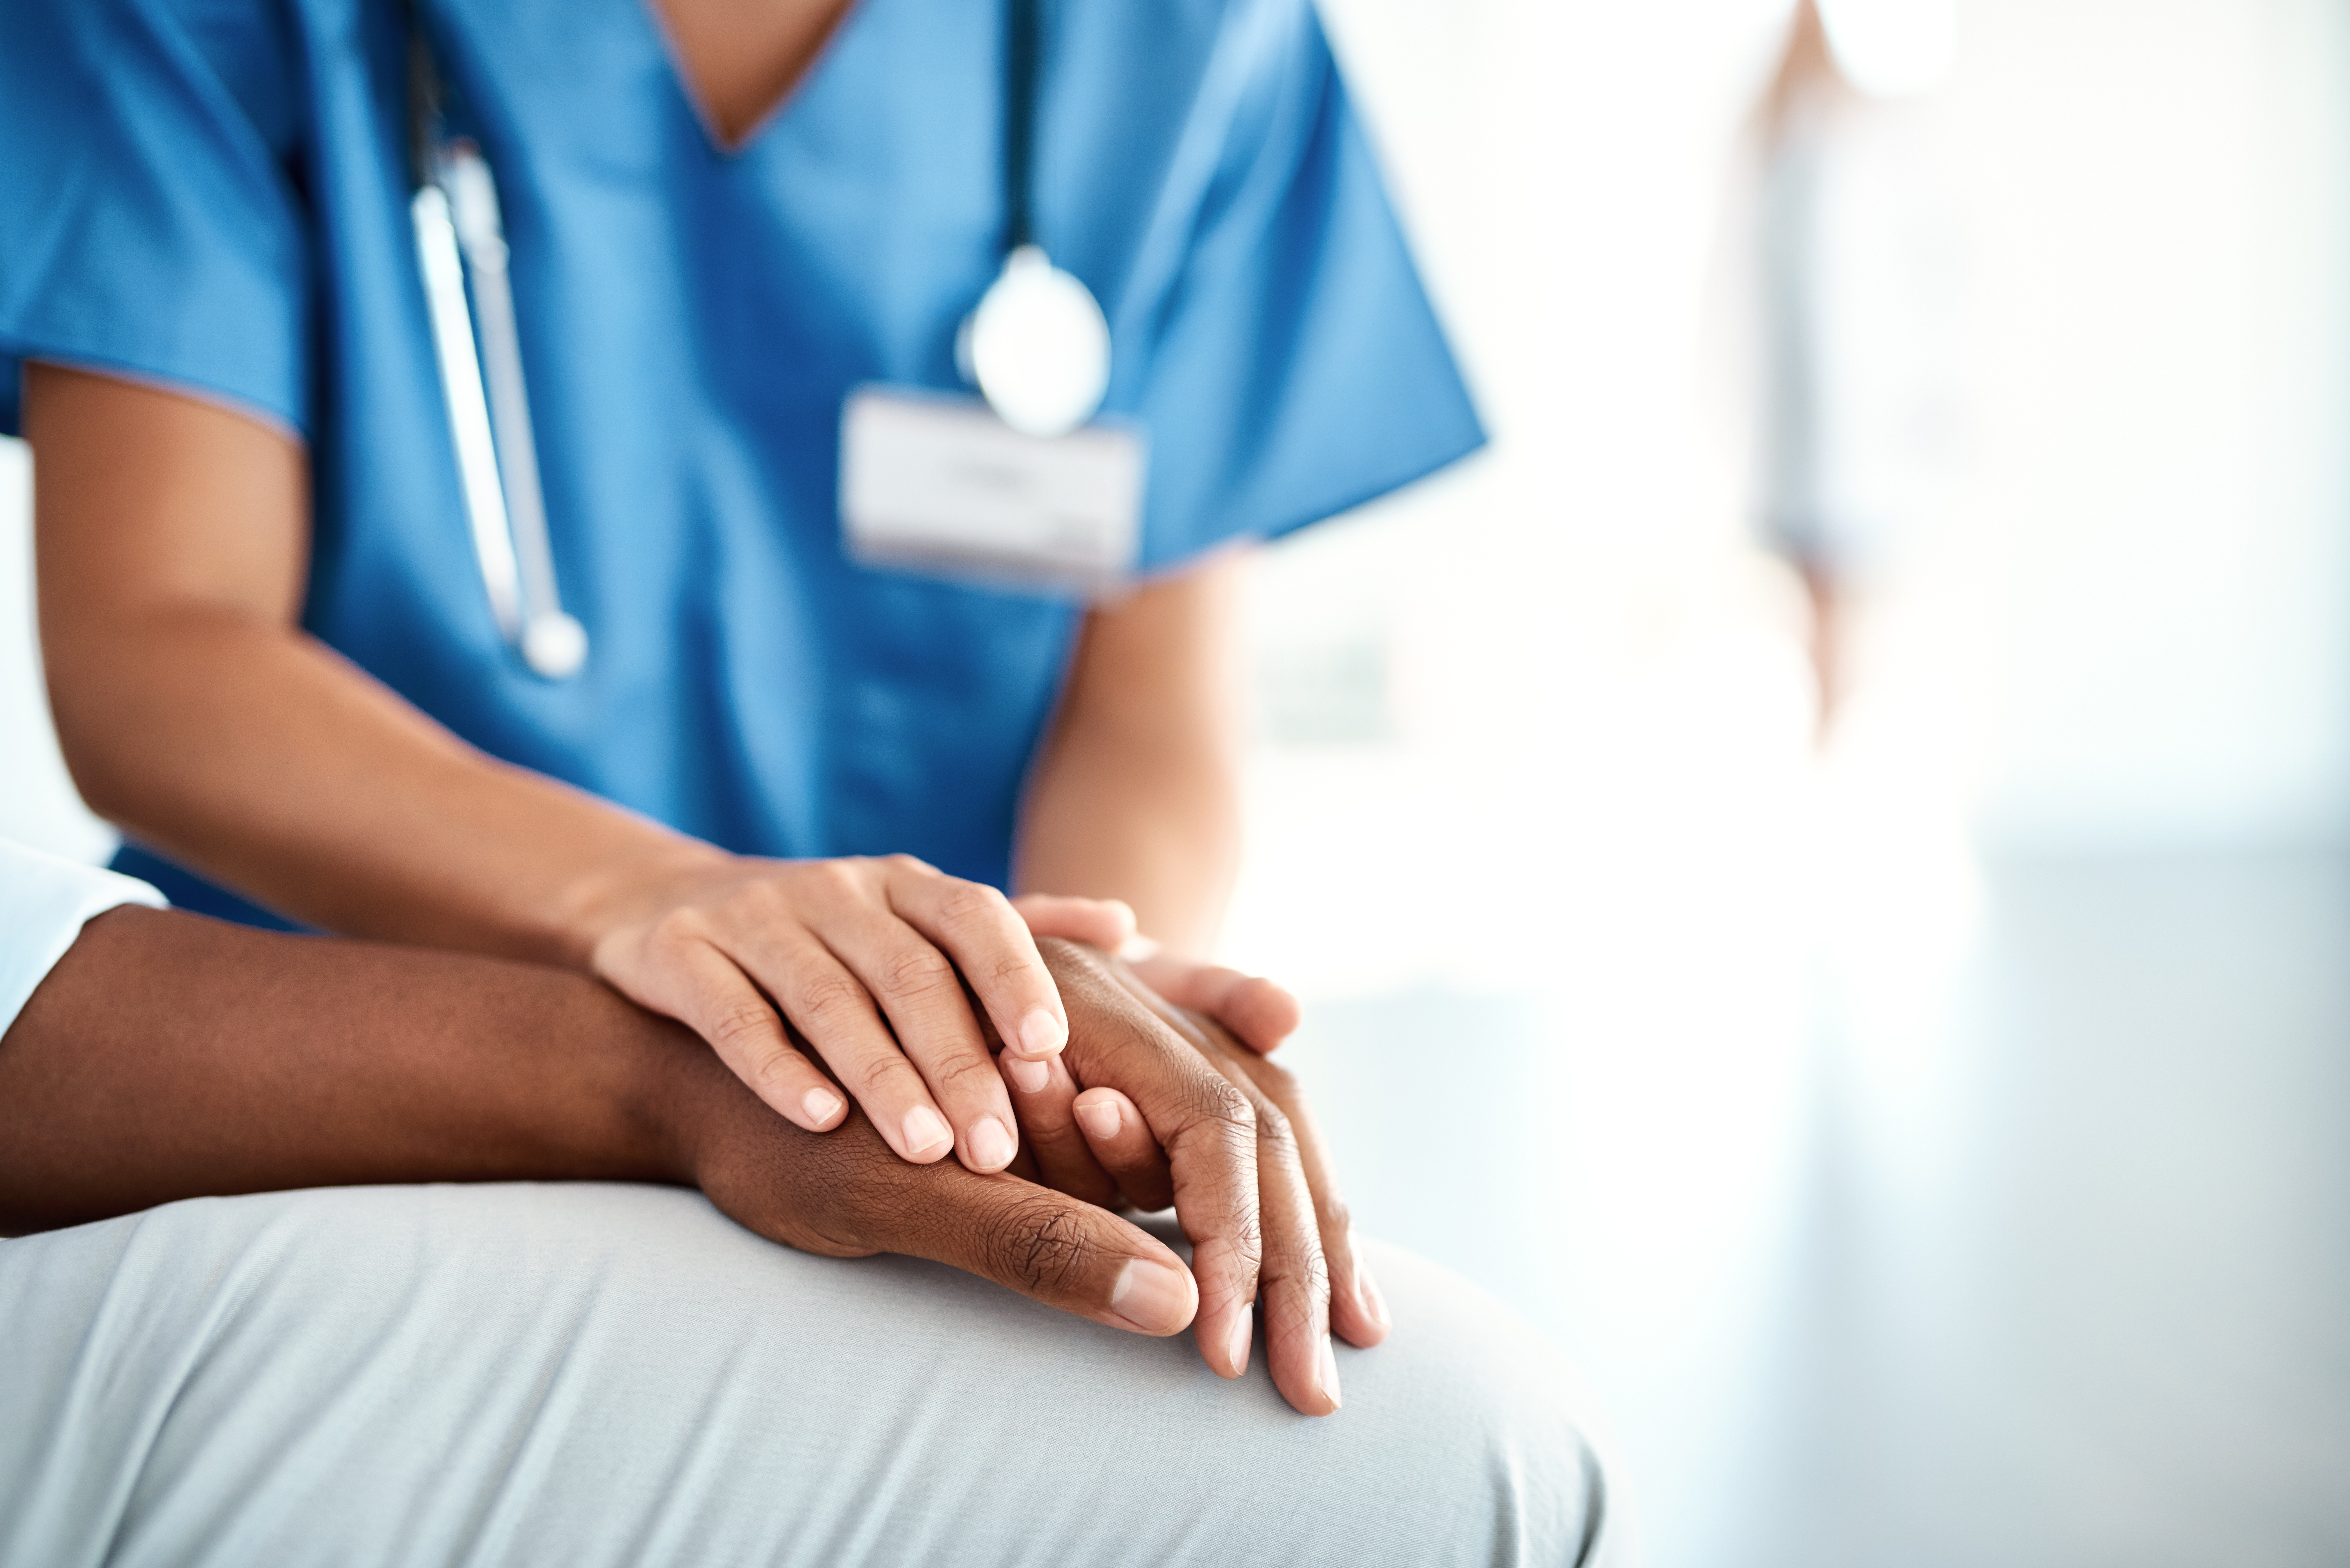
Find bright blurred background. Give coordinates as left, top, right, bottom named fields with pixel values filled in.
left=6, top=0, right=2349, bottom=1562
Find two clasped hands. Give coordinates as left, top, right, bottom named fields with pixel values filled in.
left=583, top=852, right=1384, bottom=1417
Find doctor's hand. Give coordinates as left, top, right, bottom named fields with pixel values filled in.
left=1011, top=894, right=1304, bottom=1056
left=581, top=853, right=1127, bottom=1173
left=995, top=939, right=1389, bottom=1417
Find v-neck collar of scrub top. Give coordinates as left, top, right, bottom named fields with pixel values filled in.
left=631, top=0, right=860, bottom=161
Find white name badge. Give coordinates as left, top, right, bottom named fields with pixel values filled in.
left=839, top=386, right=1147, bottom=597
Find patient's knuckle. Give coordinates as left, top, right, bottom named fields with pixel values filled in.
left=982, top=1195, right=1094, bottom=1293
left=1266, top=1274, right=1326, bottom=1340
left=1227, top=1207, right=1267, bottom=1270
left=1253, top=1101, right=1298, bottom=1159
left=1194, top=1077, right=1256, bottom=1136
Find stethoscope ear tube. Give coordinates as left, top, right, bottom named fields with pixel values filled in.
left=966, top=0, right=1112, bottom=439
left=406, top=6, right=587, bottom=679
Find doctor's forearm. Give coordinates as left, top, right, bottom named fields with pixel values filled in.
left=44, top=605, right=717, bottom=960
left=1016, top=743, right=1241, bottom=956
left=1013, top=549, right=1248, bottom=954
left=29, top=362, right=721, bottom=964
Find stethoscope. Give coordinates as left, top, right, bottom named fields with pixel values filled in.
left=404, top=0, right=1110, bottom=681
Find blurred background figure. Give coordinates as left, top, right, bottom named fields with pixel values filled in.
left=1746, top=0, right=1961, bottom=736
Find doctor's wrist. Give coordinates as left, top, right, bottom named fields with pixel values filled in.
left=547, top=837, right=737, bottom=969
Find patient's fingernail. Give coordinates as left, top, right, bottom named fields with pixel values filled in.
left=902, top=1105, right=953, bottom=1156
left=1017, top=1008, right=1066, bottom=1058
left=1109, top=1259, right=1194, bottom=1335
left=1227, top=1311, right=1252, bottom=1376
left=1358, top=1260, right=1392, bottom=1330
left=803, top=1087, right=845, bottom=1126
left=1074, top=1097, right=1122, bottom=1141
left=967, top=1116, right=1016, bottom=1170
left=1003, top=1054, right=1051, bottom=1093
left=1317, top=1334, right=1342, bottom=1409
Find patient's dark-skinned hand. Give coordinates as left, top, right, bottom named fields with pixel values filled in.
left=0, top=912, right=1376, bottom=1415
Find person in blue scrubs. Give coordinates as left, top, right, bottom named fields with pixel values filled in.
left=2, top=0, right=1480, bottom=1413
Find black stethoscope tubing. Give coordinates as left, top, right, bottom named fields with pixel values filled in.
left=404, top=0, right=1093, bottom=679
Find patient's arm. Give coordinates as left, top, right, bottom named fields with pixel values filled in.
left=0, top=908, right=1199, bottom=1342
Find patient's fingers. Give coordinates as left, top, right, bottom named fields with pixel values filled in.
left=687, top=1072, right=1196, bottom=1338
left=1214, top=1044, right=1389, bottom=1352
left=1101, top=969, right=1378, bottom=1370
left=1036, top=940, right=1263, bottom=1385
left=897, top=1165, right=1199, bottom=1338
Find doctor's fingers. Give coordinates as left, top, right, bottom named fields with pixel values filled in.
left=999, top=1047, right=1123, bottom=1209
left=710, top=923, right=970, bottom=1166
left=1122, top=953, right=1303, bottom=1055
left=1071, top=1087, right=1177, bottom=1213
left=621, top=932, right=849, bottom=1135
left=880, top=858, right=1070, bottom=1063
left=1010, top=892, right=1139, bottom=955
left=795, top=900, right=1021, bottom=1175
left=1034, top=939, right=1265, bottom=1388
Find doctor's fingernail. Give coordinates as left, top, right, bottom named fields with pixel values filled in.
left=902, top=1105, right=954, bottom=1157
left=803, top=1087, right=845, bottom=1127
left=1317, top=1334, right=1343, bottom=1409
left=1074, top=1097, right=1122, bottom=1141
left=1109, top=1259, right=1193, bottom=1335
left=967, top=1116, right=1016, bottom=1170
left=1017, top=1008, right=1066, bottom=1058
left=1004, top=1054, right=1051, bottom=1093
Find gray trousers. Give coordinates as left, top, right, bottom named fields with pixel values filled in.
left=0, top=1183, right=1624, bottom=1566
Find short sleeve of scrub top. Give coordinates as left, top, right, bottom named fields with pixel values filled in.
left=0, top=840, right=167, bottom=1042
left=0, top=0, right=1484, bottom=923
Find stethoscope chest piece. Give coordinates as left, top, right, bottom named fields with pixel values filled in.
left=965, top=245, right=1110, bottom=439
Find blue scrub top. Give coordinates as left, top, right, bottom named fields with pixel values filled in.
left=0, top=0, right=1482, bottom=925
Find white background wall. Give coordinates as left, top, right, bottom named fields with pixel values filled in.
left=1217, top=0, right=2350, bottom=995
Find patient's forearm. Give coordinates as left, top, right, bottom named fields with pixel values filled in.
left=0, top=908, right=701, bottom=1232
left=0, top=909, right=1219, bottom=1348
